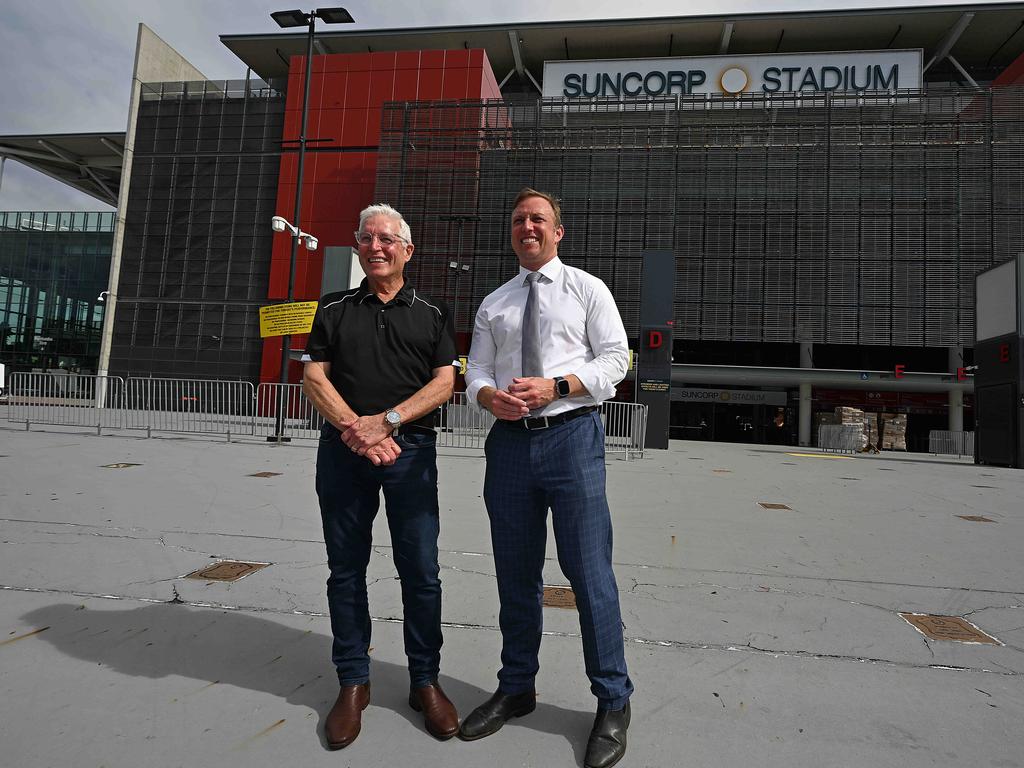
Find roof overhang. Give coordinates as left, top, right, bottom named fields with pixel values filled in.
left=0, top=132, right=125, bottom=206
left=221, top=4, right=1024, bottom=86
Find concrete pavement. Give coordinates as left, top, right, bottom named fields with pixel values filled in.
left=1, top=425, right=1021, bottom=767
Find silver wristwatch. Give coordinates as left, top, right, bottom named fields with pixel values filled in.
left=385, top=409, right=402, bottom=434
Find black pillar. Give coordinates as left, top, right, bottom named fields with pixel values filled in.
left=974, top=253, right=1024, bottom=468
left=636, top=250, right=674, bottom=449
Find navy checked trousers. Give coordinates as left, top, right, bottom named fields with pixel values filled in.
left=316, top=423, right=442, bottom=688
left=483, top=410, right=634, bottom=709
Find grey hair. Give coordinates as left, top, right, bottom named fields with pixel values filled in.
left=358, top=203, right=412, bottom=243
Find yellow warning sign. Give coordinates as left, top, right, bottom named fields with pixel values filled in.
left=259, top=301, right=318, bottom=338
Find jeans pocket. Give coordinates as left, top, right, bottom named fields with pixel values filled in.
left=320, top=422, right=340, bottom=443
left=396, top=430, right=436, bottom=449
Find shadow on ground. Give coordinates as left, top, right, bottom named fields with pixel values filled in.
left=21, top=602, right=594, bottom=759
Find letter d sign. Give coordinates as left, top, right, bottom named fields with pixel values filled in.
left=647, top=330, right=663, bottom=349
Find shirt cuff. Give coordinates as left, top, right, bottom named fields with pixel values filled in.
left=464, top=377, right=493, bottom=409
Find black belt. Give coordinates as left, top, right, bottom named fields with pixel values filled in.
left=502, top=405, right=597, bottom=431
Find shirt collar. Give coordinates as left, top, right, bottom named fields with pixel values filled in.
left=356, top=278, right=415, bottom=306
left=519, top=255, right=563, bottom=286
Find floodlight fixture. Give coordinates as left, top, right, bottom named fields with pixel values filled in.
left=271, top=9, right=309, bottom=28
left=271, top=215, right=290, bottom=233
left=316, top=7, right=355, bottom=24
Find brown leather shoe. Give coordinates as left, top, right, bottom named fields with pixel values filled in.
left=324, top=683, right=370, bottom=749
left=409, top=682, right=459, bottom=740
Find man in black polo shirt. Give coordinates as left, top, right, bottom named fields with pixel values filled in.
left=302, top=203, right=459, bottom=749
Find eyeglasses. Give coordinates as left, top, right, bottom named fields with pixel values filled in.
left=354, top=231, right=408, bottom=248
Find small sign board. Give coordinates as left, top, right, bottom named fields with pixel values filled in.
left=899, top=613, right=1001, bottom=645
left=542, top=585, right=576, bottom=609
left=259, top=301, right=318, bottom=338
left=184, top=560, right=270, bottom=582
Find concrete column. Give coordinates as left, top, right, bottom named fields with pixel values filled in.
left=948, top=346, right=964, bottom=432
left=799, top=342, right=813, bottom=446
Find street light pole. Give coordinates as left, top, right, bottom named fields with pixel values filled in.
left=440, top=214, right=479, bottom=350
left=269, top=7, right=353, bottom=441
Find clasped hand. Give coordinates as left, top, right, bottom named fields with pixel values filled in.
left=340, top=414, right=401, bottom=466
left=489, top=377, right=554, bottom=420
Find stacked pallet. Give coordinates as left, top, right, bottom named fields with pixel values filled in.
left=881, top=413, right=908, bottom=451
left=835, top=407, right=868, bottom=451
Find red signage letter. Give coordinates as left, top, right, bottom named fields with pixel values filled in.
left=1000, top=344, right=1010, bottom=363
left=956, top=367, right=966, bottom=381
left=647, top=330, right=663, bottom=349
left=894, top=364, right=905, bottom=379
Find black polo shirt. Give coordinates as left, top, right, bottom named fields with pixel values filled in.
left=305, top=279, right=457, bottom=426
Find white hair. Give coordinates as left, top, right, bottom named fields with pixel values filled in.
left=358, top=203, right=412, bottom=243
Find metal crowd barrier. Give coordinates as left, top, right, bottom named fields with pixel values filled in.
left=6, top=372, right=125, bottom=433
left=436, top=391, right=495, bottom=449
left=250, top=384, right=648, bottom=458
left=817, top=424, right=864, bottom=454
left=254, top=383, right=323, bottom=441
left=601, top=401, right=647, bottom=460
left=6, top=373, right=649, bottom=459
left=928, top=430, right=975, bottom=458
left=123, top=378, right=255, bottom=440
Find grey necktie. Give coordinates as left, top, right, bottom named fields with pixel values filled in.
left=521, top=271, right=543, bottom=378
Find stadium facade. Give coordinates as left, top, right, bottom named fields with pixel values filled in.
left=2, top=5, right=1024, bottom=448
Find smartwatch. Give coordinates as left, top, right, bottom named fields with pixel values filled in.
left=553, top=376, right=571, bottom=399
left=385, top=409, right=402, bottom=433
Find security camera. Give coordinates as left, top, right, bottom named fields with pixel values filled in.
left=271, top=216, right=288, bottom=233
left=304, top=235, right=318, bottom=251
left=97, top=291, right=110, bottom=302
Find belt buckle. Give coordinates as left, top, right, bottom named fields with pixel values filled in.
left=523, top=415, right=549, bottom=431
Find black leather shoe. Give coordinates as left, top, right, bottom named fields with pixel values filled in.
left=584, top=701, right=630, bottom=768
left=457, top=689, right=536, bottom=741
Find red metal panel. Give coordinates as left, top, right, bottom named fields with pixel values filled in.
left=442, top=68, right=470, bottom=99
left=370, top=51, right=397, bottom=70
left=444, top=49, right=471, bottom=67
left=346, top=70, right=372, bottom=108
left=420, top=50, right=446, bottom=69
left=418, top=68, right=444, bottom=99
left=393, top=69, right=420, bottom=100
left=396, top=51, right=420, bottom=69
left=368, top=70, right=397, bottom=108
left=341, top=108, right=368, bottom=145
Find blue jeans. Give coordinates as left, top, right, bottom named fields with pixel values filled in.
left=316, top=423, right=442, bottom=687
left=483, top=411, right=633, bottom=710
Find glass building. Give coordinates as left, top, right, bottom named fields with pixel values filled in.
left=0, top=211, right=114, bottom=374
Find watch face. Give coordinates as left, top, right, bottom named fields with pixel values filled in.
left=386, top=410, right=401, bottom=425
left=556, top=378, right=571, bottom=397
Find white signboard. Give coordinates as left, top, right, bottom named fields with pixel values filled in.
left=975, top=258, right=1019, bottom=341
left=671, top=388, right=788, bottom=406
left=543, top=49, right=922, bottom=99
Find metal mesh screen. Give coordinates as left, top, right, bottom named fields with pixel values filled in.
left=111, top=79, right=286, bottom=380
left=375, top=88, right=1024, bottom=346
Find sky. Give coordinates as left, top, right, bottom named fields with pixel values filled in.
left=0, top=0, right=1017, bottom=212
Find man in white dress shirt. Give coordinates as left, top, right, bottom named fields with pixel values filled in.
left=460, top=189, right=633, bottom=768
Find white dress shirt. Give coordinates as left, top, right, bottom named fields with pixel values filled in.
left=465, top=256, right=629, bottom=416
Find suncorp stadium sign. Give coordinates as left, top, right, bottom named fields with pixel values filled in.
left=542, top=50, right=921, bottom=99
